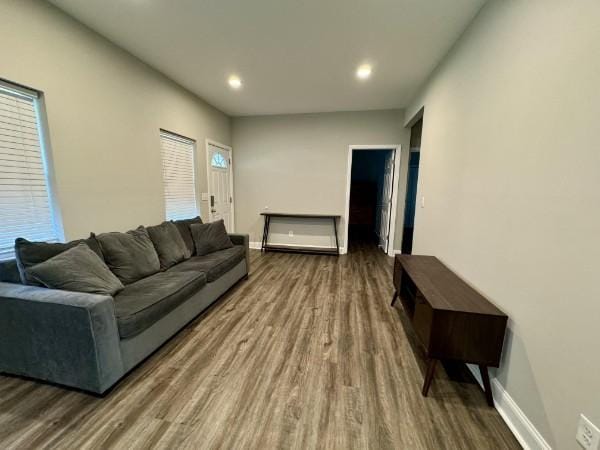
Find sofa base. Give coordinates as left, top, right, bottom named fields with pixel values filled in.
left=119, top=259, right=248, bottom=372
left=0, top=233, right=250, bottom=395
left=0, top=285, right=123, bottom=394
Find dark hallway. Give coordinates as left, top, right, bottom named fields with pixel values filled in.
left=348, top=149, right=393, bottom=251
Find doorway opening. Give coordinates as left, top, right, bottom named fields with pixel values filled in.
left=344, top=145, right=400, bottom=255
left=401, top=118, right=422, bottom=254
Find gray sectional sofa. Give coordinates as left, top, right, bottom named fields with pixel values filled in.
left=0, top=219, right=249, bottom=394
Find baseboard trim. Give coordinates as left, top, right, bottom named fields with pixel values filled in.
left=466, top=365, right=551, bottom=450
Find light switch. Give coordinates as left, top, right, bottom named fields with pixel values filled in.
left=201, top=192, right=209, bottom=201
left=421, top=196, right=425, bottom=208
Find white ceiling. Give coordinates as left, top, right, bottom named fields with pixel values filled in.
left=48, top=0, right=485, bottom=117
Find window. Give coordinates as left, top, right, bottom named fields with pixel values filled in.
left=211, top=152, right=228, bottom=169
left=159, top=130, right=198, bottom=221
left=0, top=80, right=60, bottom=260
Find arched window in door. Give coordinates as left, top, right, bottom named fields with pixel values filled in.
left=211, top=152, right=228, bottom=168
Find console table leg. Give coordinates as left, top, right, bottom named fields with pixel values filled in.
left=478, top=365, right=494, bottom=407
left=263, top=216, right=272, bottom=252
left=391, top=290, right=398, bottom=306
left=261, top=216, right=268, bottom=251
left=422, top=359, right=437, bottom=397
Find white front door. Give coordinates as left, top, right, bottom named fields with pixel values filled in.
left=379, top=150, right=395, bottom=252
left=207, top=143, right=233, bottom=231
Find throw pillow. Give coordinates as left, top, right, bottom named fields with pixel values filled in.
left=26, top=243, right=124, bottom=296
left=14, top=234, right=104, bottom=286
left=172, top=216, right=203, bottom=256
left=146, top=221, right=189, bottom=270
left=190, top=220, right=233, bottom=256
left=95, top=226, right=160, bottom=285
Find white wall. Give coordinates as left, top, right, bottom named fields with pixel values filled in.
left=0, top=1, right=231, bottom=239
left=232, top=110, right=410, bottom=251
left=405, top=1, right=600, bottom=447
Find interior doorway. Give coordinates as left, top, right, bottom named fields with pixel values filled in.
left=401, top=119, right=422, bottom=254
left=344, top=145, right=401, bottom=255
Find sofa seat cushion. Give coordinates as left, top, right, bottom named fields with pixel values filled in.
left=114, top=270, right=207, bottom=339
left=168, top=245, right=245, bottom=282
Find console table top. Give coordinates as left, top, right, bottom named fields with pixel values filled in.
left=395, top=255, right=506, bottom=316
left=260, top=212, right=341, bottom=219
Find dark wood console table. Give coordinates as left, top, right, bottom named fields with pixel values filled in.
left=391, top=255, right=507, bottom=406
left=260, top=212, right=340, bottom=255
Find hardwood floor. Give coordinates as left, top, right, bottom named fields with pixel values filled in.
left=0, top=245, right=520, bottom=449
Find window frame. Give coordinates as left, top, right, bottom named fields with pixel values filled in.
left=159, top=129, right=200, bottom=221
left=0, top=78, right=64, bottom=260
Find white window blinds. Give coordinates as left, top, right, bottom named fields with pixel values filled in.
left=159, top=130, right=199, bottom=221
left=0, top=81, right=59, bottom=260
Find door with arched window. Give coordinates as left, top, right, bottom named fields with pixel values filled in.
left=207, top=141, right=234, bottom=231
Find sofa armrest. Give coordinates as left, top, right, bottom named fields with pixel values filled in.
left=229, top=233, right=250, bottom=274
left=0, top=282, right=124, bottom=394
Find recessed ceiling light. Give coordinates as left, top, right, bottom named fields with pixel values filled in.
left=228, top=75, right=242, bottom=89
left=356, top=64, right=372, bottom=80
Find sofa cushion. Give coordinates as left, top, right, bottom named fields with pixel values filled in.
left=26, top=243, right=124, bottom=296
left=96, top=226, right=160, bottom=285
left=0, top=259, right=22, bottom=284
left=168, top=245, right=245, bottom=282
left=190, top=220, right=233, bottom=256
left=14, top=235, right=104, bottom=286
left=114, top=270, right=207, bottom=339
left=172, top=216, right=203, bottom=256
left=147, top=221, right=190, bottom=269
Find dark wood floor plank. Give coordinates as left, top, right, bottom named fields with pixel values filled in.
left=0, top=244, right=520, bottom=449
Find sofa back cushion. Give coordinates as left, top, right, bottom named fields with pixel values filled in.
left=14, top=235, right=104, bottom=286
left=190, top=220, right=233, bottom=256
left=147, top=221, right=189, bottom=269
left=0, top=259, right=22, bottom=284
left=26, top=243, right=124, bottom=296
left=172, top=216, right=203, bottom=256
left=96, top=226, right=160, bottom=285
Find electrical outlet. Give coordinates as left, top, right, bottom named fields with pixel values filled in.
left=264, top=206, right=269, bottom=210
left=288, top=230, right=294, bottom=237
left=577, top=414, right=600, bottom=449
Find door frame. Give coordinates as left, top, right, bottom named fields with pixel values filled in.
left=205, top=139, right=235, bottom=231
left=343, top=144, right=401, bottom=256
